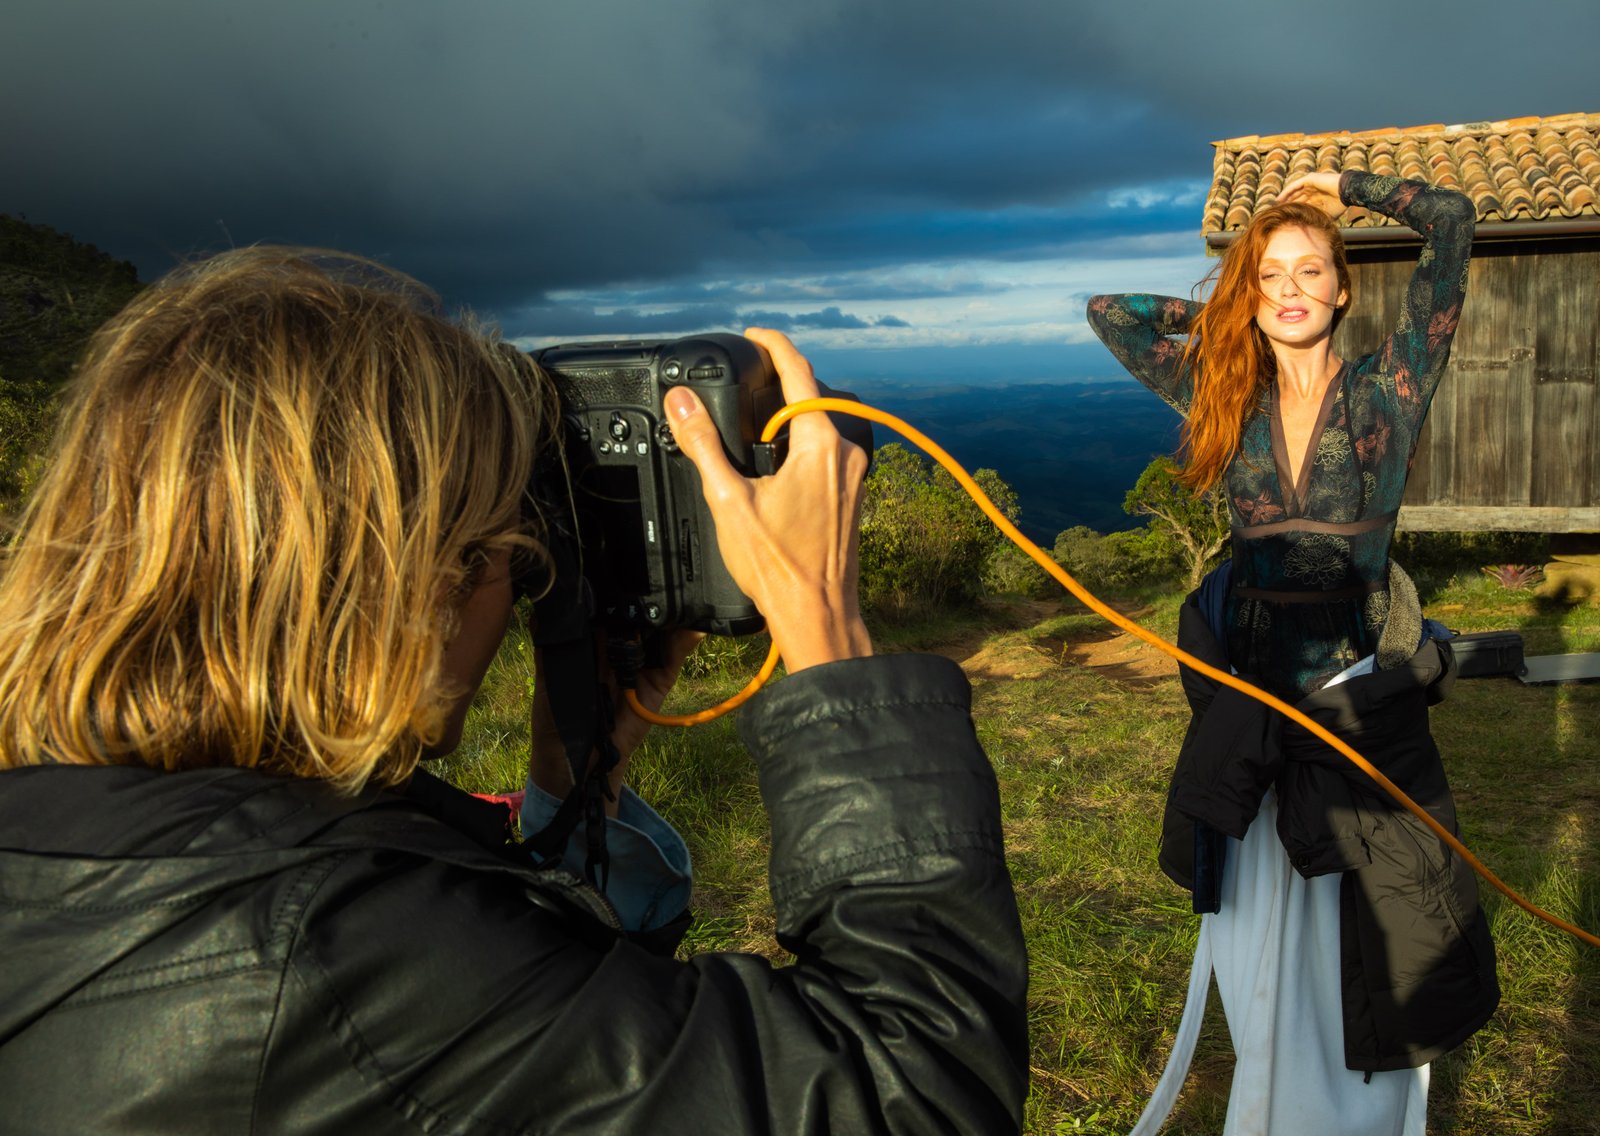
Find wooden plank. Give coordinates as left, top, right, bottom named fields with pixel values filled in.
left=1502, top=252, right=1535, bottom=508
left=1448, top=373, right=1504, bottom=505
left=1397, top=506, right=1600, bottom=532
left=1530, top=250, right=1598, bottom=507
left=1445, top=254, right=1504, bottom=505
left=1444, top=250, right=1535, bottom=506
left=1531, top=383, right=1594, bottom=507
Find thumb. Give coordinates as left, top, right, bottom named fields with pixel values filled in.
left=665, top=386, right=739, bottom=495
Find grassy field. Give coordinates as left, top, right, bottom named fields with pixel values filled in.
left=438, top=565, right=1600, bottom=1134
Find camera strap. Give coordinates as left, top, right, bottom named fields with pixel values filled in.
left=521, top=631, right=617, bottom=891
left=524, top=520, right=617, bottom=891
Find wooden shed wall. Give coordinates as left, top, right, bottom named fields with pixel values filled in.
left=1332, top=236, right=1600, bottom=532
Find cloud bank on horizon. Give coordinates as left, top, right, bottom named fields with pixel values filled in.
left=5, top=0, right=1597, bottom=383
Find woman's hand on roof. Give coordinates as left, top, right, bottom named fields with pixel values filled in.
left=1278, top=171, right=1345, bottom=217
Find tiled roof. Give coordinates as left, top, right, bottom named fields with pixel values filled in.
left=1202, top=112, right=1600, bottom=237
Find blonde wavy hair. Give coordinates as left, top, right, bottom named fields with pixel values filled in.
left=1177, top=202, right=1352, bottom=490
left=0, top=247, right=549, bottom=791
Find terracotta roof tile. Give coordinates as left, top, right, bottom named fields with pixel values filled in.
left=1201, top=112, right=1600, bottom=235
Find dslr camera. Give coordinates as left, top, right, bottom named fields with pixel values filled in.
left=529, top=333, right=871, bottom=644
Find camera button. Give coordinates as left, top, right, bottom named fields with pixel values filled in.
left=663, top=360, right=683, bottom=380
left=688, top=365, right=725, bottom=381
left=608, top=412, right=631, bottom=442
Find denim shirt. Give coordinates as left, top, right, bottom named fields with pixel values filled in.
left=519, top=783, right=693, bottom=933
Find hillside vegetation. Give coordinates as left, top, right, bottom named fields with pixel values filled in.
left=0, top=215, right=143, bottom=516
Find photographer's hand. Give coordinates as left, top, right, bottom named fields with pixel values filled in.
left=665, top=328, right=872, bottom=672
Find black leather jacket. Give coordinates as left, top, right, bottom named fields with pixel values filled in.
left=0, top=654, right=1028, bottom=1134
left=1161, top=596, right=1499, bottom=1072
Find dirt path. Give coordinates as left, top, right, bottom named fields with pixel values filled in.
left=934, top=598, right=1179, bottom=689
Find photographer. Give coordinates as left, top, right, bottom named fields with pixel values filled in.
left=0, top=248, right=1028, bottom=1133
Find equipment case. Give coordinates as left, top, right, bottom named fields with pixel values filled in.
left=1442, top=630, right=1527, bottom=679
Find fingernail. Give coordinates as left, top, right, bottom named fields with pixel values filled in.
left=665, top=386, right=698, bottom=421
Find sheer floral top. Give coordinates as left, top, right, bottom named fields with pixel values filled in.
left=1087, top=171, right=1475, bottom=697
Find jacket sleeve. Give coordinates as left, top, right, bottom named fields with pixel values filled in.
left=1164, top=600, right=1284, bottom=846
left=1341, top=169, right=1475, bottom=428
left=267, top=653, right=1028, bottom=1135
left=1085, top=293, right=1203, bottom=414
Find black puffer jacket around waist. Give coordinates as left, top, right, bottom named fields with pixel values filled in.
left=1160, top=595, right=1499, bottom=1073
left=0, top=654, right=1028, bottom=1135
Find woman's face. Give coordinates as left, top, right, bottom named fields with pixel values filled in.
left=429, top=547, right=515, bottom=757
left=1254, top=225, right=1347, bottom=350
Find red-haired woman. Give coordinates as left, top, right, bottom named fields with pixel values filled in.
left=1090, top=171, right=1498, bottom=1134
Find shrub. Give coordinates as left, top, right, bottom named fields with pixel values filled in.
left=1481, top=563, right=1545, bottom=591
left=858, top=443, right=1020, bottom=618
left=1052, top=524, right=1180, bottom=595
left=982, top=542, right=1059, bottom=600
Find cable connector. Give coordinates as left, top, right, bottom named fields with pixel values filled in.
left=753, top=438, right=788, bottom=476
left=607, top=633, right=646, bottom=691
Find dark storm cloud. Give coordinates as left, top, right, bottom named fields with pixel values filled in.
left=5, top=0, right=1597, bottom=337
left=4, top=0, right=814, bottom=300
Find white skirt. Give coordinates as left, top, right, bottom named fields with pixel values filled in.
left=1132, top=788, right=1429, bottom=1135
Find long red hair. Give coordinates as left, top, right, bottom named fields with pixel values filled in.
left=1177, top=202, right=1352, bottom=490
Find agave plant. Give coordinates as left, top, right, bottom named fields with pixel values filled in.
left=1482, top=563, right=1545, bottom=590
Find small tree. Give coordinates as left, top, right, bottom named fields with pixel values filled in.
left=1123, top=456, right=1229, bottom=590
left=858, top=443, right=1020, bottom=617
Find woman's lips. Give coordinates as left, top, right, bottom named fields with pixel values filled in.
left=1276, top=307, right=1308, bottom=321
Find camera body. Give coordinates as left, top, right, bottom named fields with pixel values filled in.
left=533, top=333, right=867, bottom=639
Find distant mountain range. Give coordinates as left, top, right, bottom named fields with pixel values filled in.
left=848, top=379, right=1184, bottom=541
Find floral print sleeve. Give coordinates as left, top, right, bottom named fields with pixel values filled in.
left=1339, top=169, right=1475, bottom=429
left=1085, top=293, right=1204, bottom=414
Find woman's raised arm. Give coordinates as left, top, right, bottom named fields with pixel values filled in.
left=1085, top=293, right=1205, bottom=414
left=1339, top=169, right=1476, bottom=421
